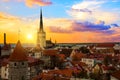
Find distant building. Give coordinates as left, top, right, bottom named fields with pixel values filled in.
left=28, top=44, right=43, bottom=59
left=95, top=43, right=115, bottom=54
left=81, top=58, right=95, bottom=67
left=1, top=33, right=11, bottom=56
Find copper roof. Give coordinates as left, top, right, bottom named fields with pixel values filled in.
left=9, top=41, right=27, bottom=61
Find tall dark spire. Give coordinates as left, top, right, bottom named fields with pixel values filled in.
left=39, top=8, right=44, bottom=32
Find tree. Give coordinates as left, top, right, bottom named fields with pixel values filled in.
left=103, top=55, right=112, bottom=66
left=79, top=46, right=90, bottom=54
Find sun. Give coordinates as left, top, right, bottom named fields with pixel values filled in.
left=27, top=34, right=33, bottom=40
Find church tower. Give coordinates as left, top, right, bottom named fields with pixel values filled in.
left=37, top=9, right=46, bottom=49
left=9, top=41, right=28, bottom=80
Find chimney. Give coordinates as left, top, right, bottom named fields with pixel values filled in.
left=4, top=33, right=6, bottom=45
left=0, top=45, right=1, bottom=56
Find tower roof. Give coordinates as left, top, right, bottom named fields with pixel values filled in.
left=39, top=8, right=44, bottom=32
left=9, top=41, right=27, bottom=61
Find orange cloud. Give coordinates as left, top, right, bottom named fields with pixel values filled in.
left=2, top=0, right=52, bottom=7
left=26, top=0, right=52, bottom=7
left=0, top=12, right=37, bottom=43
left=44, top=18, right=120, bottom=43
left=0, top=12, right=120, bottom=44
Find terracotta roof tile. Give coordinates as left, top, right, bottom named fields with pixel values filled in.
left=33, top=69, right=73, bottom=80
left=71, top=53, right=86, bottom=61
left=111, top=70, right=120, bottom=79
left=58, top=54, right=65, bottom=61
left=96, top=43, right=115, bottom=47
left=71, top=61, right=87, bottom=67
left=28, top=57, right=44, bottom=67
left=9, top=41, right=27, bottom=61
left=59, top=49, right=73, bottom=57
left=43, top=49, right=58, bottom=56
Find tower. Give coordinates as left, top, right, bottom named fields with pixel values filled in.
left=4, top=33, right=6, bottom=45
left=9, top=41, right=28, bottom=80
left=37, top=8, right=46, bottom=49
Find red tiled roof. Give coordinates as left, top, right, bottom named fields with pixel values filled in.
left=58, top=54, right=65, bottom=61
left=59, top=49, right=73, bottom=57
left=71, top=53, right=86, bottom=61
left=111, top=70, right=120, bottom=79
left=43, top=49, right=58, bottom=56
left=33, top=69, right=73, bottom=80
left=96, top=43, right=115, bottom=47
left=28, top=57, right=44, bottom=67
left=9, top=41, right=27, bottom=61
left=71, top=61, right=87, bottom=67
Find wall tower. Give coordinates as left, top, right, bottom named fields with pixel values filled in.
left=9, top=41, right=28, bottom=80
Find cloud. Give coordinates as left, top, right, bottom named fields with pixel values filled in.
left=46, top=19, right=117, bottom=35
left=72, top=0, right=105, bottom=10
left=111, top=24, right=119, bottom=27
left=71, top=8, right=92, bottom=14
left=72, top=21, right=111, bottom=31
left=68, top=0, right=120, bottom=24
left=0, top=12, right=38, bottom=43
left=44, top=18, right=73, bottom=33
left=0, top=12, right=19, bottom=21
left=25, top=0, right=52, bottom=7
left=2, top=0, right=52, bottom=7
left=48, top=26, right=72, bottom=33
left=0, top=12, right=120, bottom=43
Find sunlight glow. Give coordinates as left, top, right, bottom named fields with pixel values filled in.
left=27, top=34, right=33, bottom=40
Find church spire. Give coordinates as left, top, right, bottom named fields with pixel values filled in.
left=39, top=8, right=44, bottom=32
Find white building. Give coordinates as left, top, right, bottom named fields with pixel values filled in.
left=81, top=58, right=95, bottom=67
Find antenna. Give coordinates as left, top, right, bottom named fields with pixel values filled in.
left=18, top=29, right=21, bottom=41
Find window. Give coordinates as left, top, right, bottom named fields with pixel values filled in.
left=22, top=76, right=24, bottom=80
left=5, top=73, right=6, bottom=77
left=88, top=60, right=92, bottom=62
left=14, top=63, right=16, bottom=66
left=22, top=62, right=24, bottom=65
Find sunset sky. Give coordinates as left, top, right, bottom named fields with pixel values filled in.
left=0, top=0, right=120, bottom=44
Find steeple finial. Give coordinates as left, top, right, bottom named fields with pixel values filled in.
left=39, top=8, right=43, bottom=32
